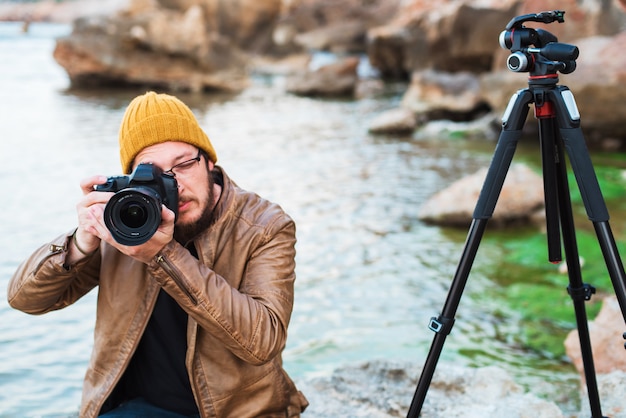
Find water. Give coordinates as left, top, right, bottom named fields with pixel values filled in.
left=0, top=22, right=583, bottom=416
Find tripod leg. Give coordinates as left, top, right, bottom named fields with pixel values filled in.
left=551, top=86, right=626, bottom=323
left=407, top=90, right=532, bottom=417
left=551, top=128, right=605, bottom=418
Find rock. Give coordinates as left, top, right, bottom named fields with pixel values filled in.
left=367, top=107, right=417, bottom=135
left=275, top=0, right=401, bottom=54
left=285, top=56, right=359, bottom=97
left=418, top=163, right=544, bottom=228
left=50, top=0, right=287, bottom=91
left=367, top=0, right=626, bottom=78
left=414, top=112, right=499, bottom=141
left=586, top=370, right=626, bottom=417
left=297, top=360, right=564, bottom=417
left=366, top=1, right=520, bottom=77
left=564, top=296, right=626, bottom=376
left=401, top=70, right=488, bottom=121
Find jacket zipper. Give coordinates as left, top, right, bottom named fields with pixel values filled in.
left=155, top=254, right=198, bottom=305
left=32, top=244, right=67, bottom=275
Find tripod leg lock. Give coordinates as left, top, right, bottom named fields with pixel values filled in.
left=428, top=315, right=455, bottom=335
left=567, top=283, right=596, bottom=302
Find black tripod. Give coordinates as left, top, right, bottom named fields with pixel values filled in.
left=408, top=11, right=626, bottom=418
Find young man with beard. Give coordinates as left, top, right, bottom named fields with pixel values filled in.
left=8, top=92, right=308, bottom=417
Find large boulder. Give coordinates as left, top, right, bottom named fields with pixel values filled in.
left=52, top=0, right=285, bottom=91
left=418, top=163, right=544, bottom=227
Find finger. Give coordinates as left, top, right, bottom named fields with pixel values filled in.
left=79, top=175, right=108, bottom=195
left=161, top=205, right=176, bottom=224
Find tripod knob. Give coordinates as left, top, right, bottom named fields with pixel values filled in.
left=507, top=51, right=530, bottom=72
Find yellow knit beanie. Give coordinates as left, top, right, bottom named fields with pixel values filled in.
left=119, top=91, right=217, bottom=174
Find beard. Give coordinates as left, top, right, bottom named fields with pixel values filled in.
left=173, top=171, right=216, bottom=246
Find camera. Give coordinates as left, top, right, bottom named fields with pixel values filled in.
left=95, top=163, right=178, bottom=246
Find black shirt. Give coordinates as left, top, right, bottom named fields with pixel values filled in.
left=115, top=289, right=199, bottom=414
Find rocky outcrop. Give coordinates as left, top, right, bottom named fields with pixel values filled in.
left=418, top=163, right=545, bottom=227
left=6, top=0, right=626, bottom=139
left=298, top=359, right=626, bottom=417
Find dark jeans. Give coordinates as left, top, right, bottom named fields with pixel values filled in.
left=99, top=398, right=200, bottom=418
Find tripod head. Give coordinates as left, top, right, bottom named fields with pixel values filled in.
left=499, top=10, right=579, bottom=77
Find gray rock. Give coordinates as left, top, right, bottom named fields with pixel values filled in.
left=297, top=360, right=564, bottom=417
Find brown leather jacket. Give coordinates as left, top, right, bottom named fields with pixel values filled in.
left=7, top=167, right=308, bottom=417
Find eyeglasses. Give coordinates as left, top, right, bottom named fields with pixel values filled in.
left=163, top=150, right=202, bottom=178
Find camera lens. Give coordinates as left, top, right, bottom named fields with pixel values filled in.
left=103, top=187, right=162, bottom=246
left=120, top=203, right=148, bottom=229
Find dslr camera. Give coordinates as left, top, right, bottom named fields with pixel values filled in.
left=95, top=163, right=178, bottom=246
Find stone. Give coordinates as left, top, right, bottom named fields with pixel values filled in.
left=565, top=296, right=626, bottom=376
left=285, top=56, right=359, bottom=97
left=367, top=107, right=417, bottom=135
left=401, top=69, right=487, bottom=120
left=418, top=163, right=545, bottom=227
left=297, top=360, right=565, bottom=417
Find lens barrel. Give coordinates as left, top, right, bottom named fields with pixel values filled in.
left=103, top=187, right=163, bottom=246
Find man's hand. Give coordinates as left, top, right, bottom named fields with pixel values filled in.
left=101, top=205, right=176, bottom=264
left=68, top=175, right=176, bottom=265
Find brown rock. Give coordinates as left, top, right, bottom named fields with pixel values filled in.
left=418, top=163, right=544, bottom=227
left=401, top=70, right=487, bottom=120
left=285, top=56, right=359, bottom=97
left=565, top=296, right=626, bottom=376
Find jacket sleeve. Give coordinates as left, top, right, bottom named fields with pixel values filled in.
left=148, top=217, right=297, bottom=366
left=7, top=230, right=101, bottom=315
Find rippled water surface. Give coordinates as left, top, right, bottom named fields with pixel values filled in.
left=0, top=22, right=595, bottom=416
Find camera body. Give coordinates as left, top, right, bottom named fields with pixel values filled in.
left=95, top=163, right=178, bottom=246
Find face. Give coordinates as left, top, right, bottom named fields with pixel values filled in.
left=133, top=141, right=217, bottom=243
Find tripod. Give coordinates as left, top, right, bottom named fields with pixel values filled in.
left=407, top=11, right=626, bottom=418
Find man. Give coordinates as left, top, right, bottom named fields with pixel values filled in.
left=8, top=91, right=308, bottom=417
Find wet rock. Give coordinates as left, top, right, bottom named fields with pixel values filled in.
left=418, top=163, right=544, bottom=228
left=285, top=56, right=359, bottom=97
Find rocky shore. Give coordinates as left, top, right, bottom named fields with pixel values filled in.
left=3, top=0, right=626, bottom=145
left=3, top=1, right=626, bottom=416
left=298, top=359, right=626, bottom=417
